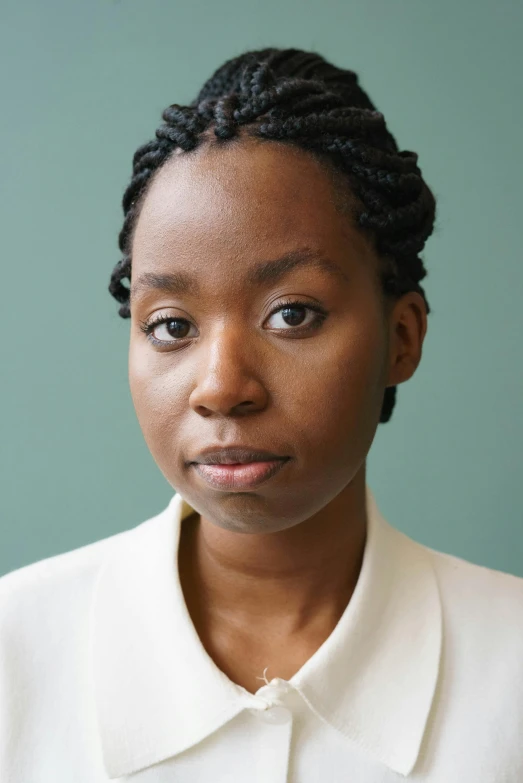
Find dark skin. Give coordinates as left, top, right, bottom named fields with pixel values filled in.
left=128, top=133, right=427, bottom=694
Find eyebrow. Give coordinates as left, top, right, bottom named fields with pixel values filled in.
left=130, top=247, right=350, bottom=302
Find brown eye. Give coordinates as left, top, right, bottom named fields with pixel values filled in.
left=153, top=319, right=191, bottom=340
left=139, top=315, right=196, bottom=346
left=266, top=300, right=328, bottom=331
left=281, top=305, right=307, bottom=326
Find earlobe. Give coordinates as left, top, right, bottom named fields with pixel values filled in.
left=385, top=292, right=428, bottom=388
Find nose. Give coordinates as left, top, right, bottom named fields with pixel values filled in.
left=188, top=324, right=268, bottom=417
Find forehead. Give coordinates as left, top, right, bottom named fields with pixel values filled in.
left=130, top=135, right=376, bottom=288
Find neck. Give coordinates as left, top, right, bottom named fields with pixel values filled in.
left=178, top=467, right=368, bottom=649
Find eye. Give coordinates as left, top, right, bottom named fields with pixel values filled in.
left=265, top=299, right=328, bottom=331
left=138, top=314, right=196, bottom=346
left=139, top=299, right=329, bottom=348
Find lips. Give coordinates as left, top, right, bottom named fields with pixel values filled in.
left=192, top=458, right=289, bottom=490
left=190, top=445, right=288, bottom=465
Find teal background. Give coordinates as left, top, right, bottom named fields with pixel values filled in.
left=1, top=0, right=522, bottom=578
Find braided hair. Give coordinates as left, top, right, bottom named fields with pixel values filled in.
left=109, top=47, right=436, bottom=423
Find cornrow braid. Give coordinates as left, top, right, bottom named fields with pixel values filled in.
left=109, top=47, right=436, bottom=423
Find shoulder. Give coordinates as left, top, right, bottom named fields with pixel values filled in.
left=0, top=514, right=161, bottom=777
left=418, top=537, right=523, bottom=659
left=0, top=526, right=129, bottom=601
left=423, top=540, right=523, bottom=607
left=0, top=498, right=175, bottom=635
left=0, top=527, right=131, bottom=638
left=0, top=527, right=132, bottom=743
left=405, top=536, right=523, bottom=774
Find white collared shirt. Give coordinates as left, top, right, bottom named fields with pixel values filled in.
left=1, top=485, right=523, bottom=781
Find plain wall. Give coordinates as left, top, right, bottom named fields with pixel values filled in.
left=1, top=0, right=522, bottom=577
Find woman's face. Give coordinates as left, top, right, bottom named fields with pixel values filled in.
left=128, top=135, right=419, bottom=534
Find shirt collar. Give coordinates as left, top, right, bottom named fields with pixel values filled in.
left=91, top=485, right=442, bottom=778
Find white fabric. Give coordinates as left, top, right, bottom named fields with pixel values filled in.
left=1, top=485, right=522, bottom=781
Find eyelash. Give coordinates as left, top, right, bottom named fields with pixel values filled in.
left=138, top=298, right=329, bottom=348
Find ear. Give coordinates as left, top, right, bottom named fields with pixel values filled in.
left=385, top=292, right=428, bottom=388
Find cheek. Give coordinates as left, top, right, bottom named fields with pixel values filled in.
left=128, top=340, right=187, bottom=461
left=283, top=317, right=387, bottom=471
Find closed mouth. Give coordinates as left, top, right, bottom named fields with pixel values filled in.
left=192, top=457, right=290, bottom=490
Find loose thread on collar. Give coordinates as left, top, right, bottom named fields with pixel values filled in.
left=256, top=666, right=271, bottom=685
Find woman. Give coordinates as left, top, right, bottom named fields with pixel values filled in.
left=1, top=47, right=522, bottom=781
